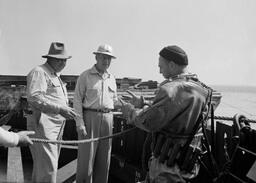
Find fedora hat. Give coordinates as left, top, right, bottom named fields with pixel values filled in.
left=42, top=42, right=72, bottom=59
left=93, top=44, right=116, bottom=59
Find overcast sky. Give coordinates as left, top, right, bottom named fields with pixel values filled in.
left=0, top=0, right=256, bottom=86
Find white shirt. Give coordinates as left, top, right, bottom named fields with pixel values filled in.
left=73, top=66, right=118, bottom=127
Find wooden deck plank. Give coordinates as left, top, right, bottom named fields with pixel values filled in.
left=7, top=147, right=24, bottom=182
left=57, top=159, right=77, bottom=183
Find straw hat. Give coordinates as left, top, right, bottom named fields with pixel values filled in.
left=93, top=44, right=116, bottom=59
left=42, top=42, right=72, bottom=59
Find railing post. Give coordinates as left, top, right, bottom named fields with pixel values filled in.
left=7, top=147, right=24, bottom=182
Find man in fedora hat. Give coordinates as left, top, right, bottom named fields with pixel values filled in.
left=26, top=42, right=79, bottom=183
left=73, top=44, right=119, bottom=183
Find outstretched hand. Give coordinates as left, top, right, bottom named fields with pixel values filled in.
left=124, top=90, right=144, bottom=108
left=118, top=97, right=126, bottom=106
left=17, top=131, right=35, bottom=146
left=120, top=100, right=137, bottom=124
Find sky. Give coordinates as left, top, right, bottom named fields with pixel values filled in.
left=0, top=0, right=256, bottom=86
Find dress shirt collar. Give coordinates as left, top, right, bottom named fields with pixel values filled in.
left=159, top=73, right=198, bottom=86
left=169, top=72, right=197, bottom=81
left=89, top=65, right=110, bottom=78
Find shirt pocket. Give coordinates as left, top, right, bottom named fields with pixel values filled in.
left=86, top=88, right=99, bottom=100
left=47, top=78, right=62, bottom=96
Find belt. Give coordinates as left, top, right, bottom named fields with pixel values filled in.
left=83, top=107, right=114, bottom=113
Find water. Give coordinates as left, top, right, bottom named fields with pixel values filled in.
left=212, top=85, right=256, bottom=128
left=213, top=85, right=256, bottom=118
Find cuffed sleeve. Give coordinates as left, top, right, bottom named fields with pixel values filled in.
left=0, top=127, right=19, bottom=147
left=73, top=75, right=86, bottom=127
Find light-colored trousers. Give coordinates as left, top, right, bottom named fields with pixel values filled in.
left=76, top=111, right=113, bottom=183
left=27, top=113, right=65, bottom=183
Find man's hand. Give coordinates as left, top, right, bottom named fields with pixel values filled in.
left=59, top=106, right=80, bottom=120
left=125, top=90, right=144, bottom=108
left=17, top=131, right=35, bottom=146
left=121, top=103, right=137, bottom=124
left=76, top=125, right=87, bottom=139
left=113, top=98, right=124, bottom=110
left=121, top=103, right=134, bottom=118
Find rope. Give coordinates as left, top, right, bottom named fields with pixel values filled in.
left=24, top=114, right=256, bottom=145
left=31, top=127, right=136, bottom=145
